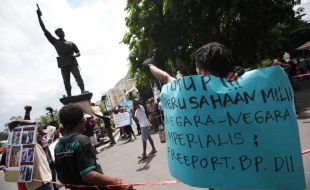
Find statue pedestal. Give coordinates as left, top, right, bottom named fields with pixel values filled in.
left=59, top=92, right=94, bottom=115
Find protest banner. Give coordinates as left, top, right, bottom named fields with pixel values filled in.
left=120, top=100, right=133, bottom=110
left=5, top=125, right=37, bottom=182
left=113, top=112, right=132, bottom=128
left=160, top=66, right=305, bottom=189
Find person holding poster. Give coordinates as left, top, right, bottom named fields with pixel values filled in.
left=143, top=42, right=306, bottom=189
left=119, top=108, right=136, bottom=141
left=56, top=104, right=134, bottom=190
left=7, top=120, right=54, bottom=190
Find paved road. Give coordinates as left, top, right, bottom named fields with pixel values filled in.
left=296, top=80, right=310, bottom=189
left=1, top=79, right=310, bottom=190
left=99, top=80, right=310, bottom=190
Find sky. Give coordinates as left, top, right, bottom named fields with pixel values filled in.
left=0, top=0, right=309, bottom=132
left=0, top=0, right=130, bottom=131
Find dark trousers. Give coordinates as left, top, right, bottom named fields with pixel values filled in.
left=106, top=127, right=116, bottom=144
left=123, top=125, right=136, bottom=139
left=49, top=162, right=58, bottom=190
left=60, top=65, right=84, bottom=95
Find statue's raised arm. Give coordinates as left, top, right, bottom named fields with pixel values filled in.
left=36, top=3, right=56, bottom=44
left=36, top=4, right=46, bottom=32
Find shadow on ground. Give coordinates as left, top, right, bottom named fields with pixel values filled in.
left=136, top=154, right=156, bottom=172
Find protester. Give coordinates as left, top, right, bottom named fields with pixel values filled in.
left=38, top=121, right=59, bottom=190
left=44, top=121, right=57, bottom=145
left=156, top=98, right=163, bottom=123
left=5, top=106, right=54, bottom=190
left=133, top=100, right=157, bottom=159
left=119, top=108, right=136, bottom=141
left=143, top=42, right=244, bottom=190
left=95, top=111, right=116, bottom=146
left=36, top=128, right=56, bottom=190
left=132, top=115, right=141, bottom=136
left=55, top=104, right=133, bottom=190
left=83, top=114, right=98, bottom=147
left=46, top=124, right=62, bottom=190
left=146, top=98, right=160, bottom=132
left=113, top=108, right=127, bottom=139
left=271, top=56, right=299, bottom=116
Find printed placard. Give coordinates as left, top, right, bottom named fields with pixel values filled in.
left=5, top=125, right=37, bottom=182
left=19, top=165, right=33, bottom=182
left=113, top=112, right=132, bottom=128
left=160, top=66, right=305, bottom=189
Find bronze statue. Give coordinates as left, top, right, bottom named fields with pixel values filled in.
left=36, top=4, right=86, bottom=97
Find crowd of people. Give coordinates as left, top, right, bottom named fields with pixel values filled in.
left=271, top=52, right=310, bottom=91
left=1, top=42, right=307, bottom=190
left=0, top=97, right=165, bottom=190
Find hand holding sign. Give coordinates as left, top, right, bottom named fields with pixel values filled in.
left=142, top=58, right=154, bottom=69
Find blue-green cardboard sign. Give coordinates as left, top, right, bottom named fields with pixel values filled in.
left=120, top=100, right=133, bottom=110
left=160, top=66, right=305, bottom=189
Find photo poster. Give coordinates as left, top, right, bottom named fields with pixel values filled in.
left=160, top=66, right=305, bottom=189
left=5, top=125, right=37, bottom=182
left=113, top=112, right=132, bottom=128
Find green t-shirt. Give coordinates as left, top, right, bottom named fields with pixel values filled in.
left=54, top=133, right=104, bottom=189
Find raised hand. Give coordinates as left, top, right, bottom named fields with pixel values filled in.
left=24, top=105, right=32, bottom=112
left=142, top=58, right=154, bottom=69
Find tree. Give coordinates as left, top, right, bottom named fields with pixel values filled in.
left=35, top=112, right=59, bottom=129
left=123, top=0, right=306, bottom=87
left=1, top=115, right=23, bottom=141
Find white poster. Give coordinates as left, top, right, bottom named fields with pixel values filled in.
left=113, top=112, right=131, bottom=128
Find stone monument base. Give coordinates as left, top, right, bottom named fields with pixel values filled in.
left=59, top=92, right=94, bottom=115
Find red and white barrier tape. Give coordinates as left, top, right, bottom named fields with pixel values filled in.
left=30, top=149, right=309, bottom=188
left=33, top=179, right=179, bottom=188
left=302, top=149, right=310, bottom=155
left=292, top=73, right=310, bottom=78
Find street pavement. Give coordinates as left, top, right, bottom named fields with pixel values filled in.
left=97, top=79, right=310, bottom=190
left=1, top=79, right=310, bottom=190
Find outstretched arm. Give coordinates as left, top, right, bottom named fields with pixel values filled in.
left=36, top=4, right=56, bottom=44
left=82, top=171, right=134, bottom=190
left=36, top=5, right=47, bottom=33
left=143, top=58, right=175, bottom=84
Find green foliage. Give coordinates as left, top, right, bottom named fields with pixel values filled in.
left=3, top=115, right=23, bottom=132
left=0, top=132, right=8, bottom=141
left=123, top=0, right=307, bottom=88
left=1, top=115, right=23, bottom=140
left=35, top=113, right=59, bottom=129
left=259, top=58, right=273, bottom=68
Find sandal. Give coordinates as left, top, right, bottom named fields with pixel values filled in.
left=147, top=150, right=157, bottom=155
left=138, top=154, right=147, bottom=159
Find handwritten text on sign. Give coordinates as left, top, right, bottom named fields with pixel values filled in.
left=160, top=66, right=305, bottom=189
left=113, top=112, right=131, bottom=128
